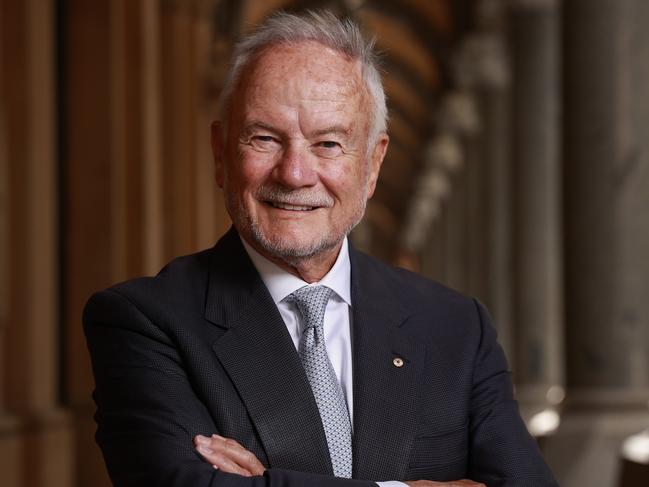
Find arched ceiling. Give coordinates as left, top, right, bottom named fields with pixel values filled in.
left=213, top=0, right=477, bottom=258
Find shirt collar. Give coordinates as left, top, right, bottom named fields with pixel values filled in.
left=240, top=236, right=352, bottom=306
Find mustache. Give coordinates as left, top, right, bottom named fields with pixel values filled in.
left=255, top=185, right=334, bottom=208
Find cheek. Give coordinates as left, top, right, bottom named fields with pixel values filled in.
left=326, top=154, right=365, bottom=179
left=320, top=169, right=368, bottom=208
left=228, top=156, right=272, bottom=193
left=327, top=160, right=367, bottom=189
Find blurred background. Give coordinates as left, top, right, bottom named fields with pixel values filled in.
left=1, top=0, right=648, bottom=486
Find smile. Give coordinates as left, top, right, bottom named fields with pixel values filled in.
left=268, top=201, right=316, bottom=211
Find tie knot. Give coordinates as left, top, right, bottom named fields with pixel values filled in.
left=290, top=285, right=334, bottom=329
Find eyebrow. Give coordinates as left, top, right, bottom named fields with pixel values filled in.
left=308, top=125, right=352, bottom=138
left=241, top=121, right=280, bottom=135
left=241, top=121, right=352, bottom=139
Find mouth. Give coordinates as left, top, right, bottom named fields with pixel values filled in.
left=266, top=201, right=318, bottom=211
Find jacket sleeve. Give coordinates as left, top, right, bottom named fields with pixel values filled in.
left=83, top=289, right=375, bottom=487
left=467, top=299, right=559, bottom=487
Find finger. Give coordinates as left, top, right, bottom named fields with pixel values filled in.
left=211, top=435, right=265, bottom=475
left=447, top=481, right=486, bottom=487
left=405, top=481, right=486, bottom=487
left=194, top=435, right=253, bottom=476
left=194, top=434, right=265, bottom=476
left=195, top=443, right=254, bottom=477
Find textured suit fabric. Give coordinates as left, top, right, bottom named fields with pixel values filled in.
left=83, top=227, right=558, bottom=487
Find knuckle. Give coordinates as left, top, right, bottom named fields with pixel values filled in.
left=225, top=438, right=241, bottom=450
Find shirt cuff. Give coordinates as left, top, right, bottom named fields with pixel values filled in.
left=376, top=482, right=409, bottom=487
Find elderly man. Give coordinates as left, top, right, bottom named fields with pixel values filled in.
left=84, top=10, right=557, bottom=487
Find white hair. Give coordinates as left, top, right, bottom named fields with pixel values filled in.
left=218, top=10, right=388, bottom=144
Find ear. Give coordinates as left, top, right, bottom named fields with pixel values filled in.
left=366, top=133, right=389, bottom=199
left=211, top=120, right=225, bottom=188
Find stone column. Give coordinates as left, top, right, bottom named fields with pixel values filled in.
left=141, top=0, right=165, bottom=275
left=63, top=2, right=230, bottom=486
left=564, top=0, right=649, bottom=395
left=194, top=0, right=232, bottom=249
left=160, top=0, right=199, bottom=259
left=545, top=1, right=649, bottom=485
left=464, top=118, right=489, bottom=301
left=0, top=1, right=73, bottom=486
left=419, top=133, right=464, bottom=283
left=64, top=2, right=117, bottom=486
left=451, top=9, right=514, bottom=360
left=509, top=0, right=564, bottom=413
left=437, top=91, right=481, bottom=294
left=0, top=0, right=7, bottom=413
left=480, top=84, right=514, bottom=364
left=442, top=169, right=469, bottom=292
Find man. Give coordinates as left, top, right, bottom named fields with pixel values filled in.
left=84, top=10, right=558, bottom=487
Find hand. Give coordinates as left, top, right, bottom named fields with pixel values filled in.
left=194, top=434, right=266, bottom=477
left=405, top=481, right=486, bottom=487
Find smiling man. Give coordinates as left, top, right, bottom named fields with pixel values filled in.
left=84, top=10, right=557, bottom=487
left=214, top=37, right=386, bottom=283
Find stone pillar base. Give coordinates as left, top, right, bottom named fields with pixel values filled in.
left=541, top=389, right=649, bottom=487
left=516, top=384, right=565, bottom=437
left=0, top=409, right=74, bottom=487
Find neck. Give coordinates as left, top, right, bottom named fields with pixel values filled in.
left=244, top=237, right=343, bottom=283
left=282, top=245, right=342, bottom=283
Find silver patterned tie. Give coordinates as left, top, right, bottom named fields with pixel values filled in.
left=290, top=285, right=353, bottom=478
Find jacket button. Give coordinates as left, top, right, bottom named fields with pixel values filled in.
left=393, top=357, right=404, bottom=368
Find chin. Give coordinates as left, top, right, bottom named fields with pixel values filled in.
left=251, top=224, right=343, bottom=262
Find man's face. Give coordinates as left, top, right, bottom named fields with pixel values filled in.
left=213, top=41, right=388, bottom=264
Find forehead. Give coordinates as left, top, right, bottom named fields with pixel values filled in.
left=232, top=41, right=370, bottom=125
left=250, top=41, right=362, bottom=88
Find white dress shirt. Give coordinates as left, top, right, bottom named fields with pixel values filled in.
left=241, top=237, right=407, bottom=487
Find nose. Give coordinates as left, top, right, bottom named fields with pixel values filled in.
left=271, top=143, right=318, bottom=189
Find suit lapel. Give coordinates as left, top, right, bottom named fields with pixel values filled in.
left=350, top=246, right=425, bottom=481
left=205, top=229, right=333, bottom=474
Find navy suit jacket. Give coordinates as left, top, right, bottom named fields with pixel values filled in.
left=84, top=228, right=558, bottom=487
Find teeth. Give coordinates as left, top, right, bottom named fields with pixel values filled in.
left=271, top=202, right=314, bottom=211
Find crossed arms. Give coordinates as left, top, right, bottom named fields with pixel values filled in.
left=84, top=280, right=557, bottom=487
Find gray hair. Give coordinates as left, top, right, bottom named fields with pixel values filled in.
left=218, top=10, right=388, bottom=144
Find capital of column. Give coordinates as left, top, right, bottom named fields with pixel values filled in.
left=344, top=0, right=365, bottom=11
left=402, top=195, right=442, bottom=251
left=401, top=167, right=450, bottom=251
left=509, top=0, right=560, bottom=12
left=475, top=0, right=507, bottom=31
left=436, top=91, right=481, bottom=137
left=453, top=34, right=511, bottom=90
left=420, top=168, right=451, bottom=201
left=161, top=0, right=221, bottom=17
left=195, top=0, right=221, bottom=18
left=424, top=133, right=464, bottom=173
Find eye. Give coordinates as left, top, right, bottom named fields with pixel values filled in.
left=319, top=141, right=339, bottom=149
left=312, top=140, right=343, bottom=158
left=247, top=134, right=281, bottom=151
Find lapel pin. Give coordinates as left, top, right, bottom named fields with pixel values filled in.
left=392, top=357, right=404, bottom=368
